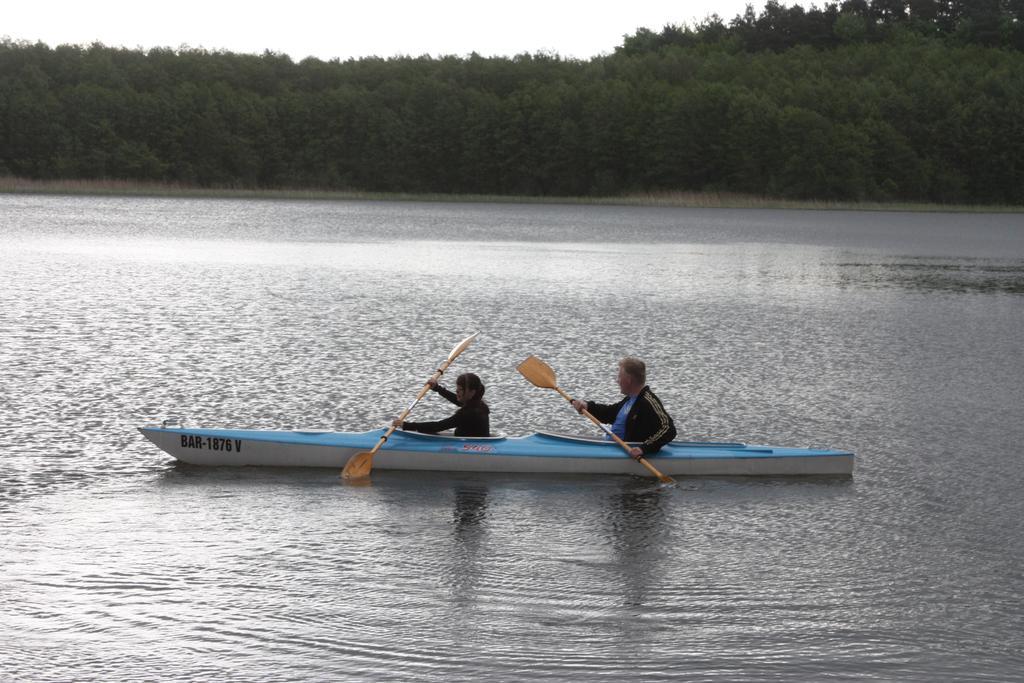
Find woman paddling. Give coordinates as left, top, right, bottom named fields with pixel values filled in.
left=393, top=372, right=490, bottom=437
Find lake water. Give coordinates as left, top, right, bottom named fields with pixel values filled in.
left=2, top=194, right=1023, bottom=681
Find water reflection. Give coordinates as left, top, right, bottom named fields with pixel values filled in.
left=443, top=482, right=490, bottom=604
left=603, top=481, right=671, bottom=609
left=452, top=483, right=489, bottom=535
left=838, top=259, right=1024, bottom=294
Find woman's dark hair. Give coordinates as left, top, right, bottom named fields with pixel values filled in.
left=456, top=372, right=485, bottom=401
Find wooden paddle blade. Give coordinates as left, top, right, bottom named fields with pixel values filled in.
left=635, top=454, right=677, bottom=486
left=517, top=355, right=558, bottom=389
left=654, top=471, right=677, bottom=486
left=447, top=332, right=479, bottom=362
left=341, top=450, right=374, bottom=480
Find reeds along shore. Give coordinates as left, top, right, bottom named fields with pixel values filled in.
left=1, top=177, right=1020, bottom=213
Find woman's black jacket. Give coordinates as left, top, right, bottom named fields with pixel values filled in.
left=402, top=385, right=490, bottom=437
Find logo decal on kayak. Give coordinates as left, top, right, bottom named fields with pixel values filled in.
left=181, top=435, right=243, bottom=453
left=438, top=444, right=495, bottom=454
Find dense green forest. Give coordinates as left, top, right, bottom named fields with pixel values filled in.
left=2, top=0, right=1023, bottom=203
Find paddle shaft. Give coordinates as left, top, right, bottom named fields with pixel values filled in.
left=551, top=386, right=675, bottom=483
left=341, top=332, right=478, bottom=480
left=364, top=362, right=453, bottom=459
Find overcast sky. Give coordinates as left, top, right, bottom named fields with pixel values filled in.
left=4, top=1, right=755, bottom=61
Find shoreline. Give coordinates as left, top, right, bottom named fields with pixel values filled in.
left=1, top=177, right=1021, bottom=214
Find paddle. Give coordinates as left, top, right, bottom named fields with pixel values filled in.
left=516, top=355, right=676, bottom=486
left=341, top=332, right=479, bottom=480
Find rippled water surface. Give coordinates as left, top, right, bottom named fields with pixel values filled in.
left=2, top=195, right=1023, bottom=681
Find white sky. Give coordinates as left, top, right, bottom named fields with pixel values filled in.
left=4, top=1, right=755, bottom=61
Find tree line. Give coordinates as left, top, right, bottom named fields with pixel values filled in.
left=1, top=0, right=1023, bottom=203
left=625, top=0, right=1024, bottom=54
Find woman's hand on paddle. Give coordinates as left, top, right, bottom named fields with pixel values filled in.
left=570, top=399, right=586, bottom=413
left=391, top=418, right=405, bottom=428
left=628, top=446, right=643, bottom=460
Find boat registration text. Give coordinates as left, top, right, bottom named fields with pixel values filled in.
left=181, top=435, right=243, bottom=452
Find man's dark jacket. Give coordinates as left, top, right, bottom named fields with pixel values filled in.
left=586, top=386, right=677, bottom=455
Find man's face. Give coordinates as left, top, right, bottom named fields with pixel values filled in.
left=617, top=367, right=636, bottom=395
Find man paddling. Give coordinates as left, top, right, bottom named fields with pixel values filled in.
left=570, top=357, right=676, bottom=459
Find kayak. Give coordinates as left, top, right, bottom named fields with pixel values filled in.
left=138, top=423, right=854, bottom=476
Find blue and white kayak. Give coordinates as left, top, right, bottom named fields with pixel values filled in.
left=138, top=423, right=854, bottom=476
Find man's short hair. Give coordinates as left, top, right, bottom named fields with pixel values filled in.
left=619, top=357, right=646, bottom=385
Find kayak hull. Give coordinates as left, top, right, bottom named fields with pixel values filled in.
left=138, top=426, right=854, bottom=476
